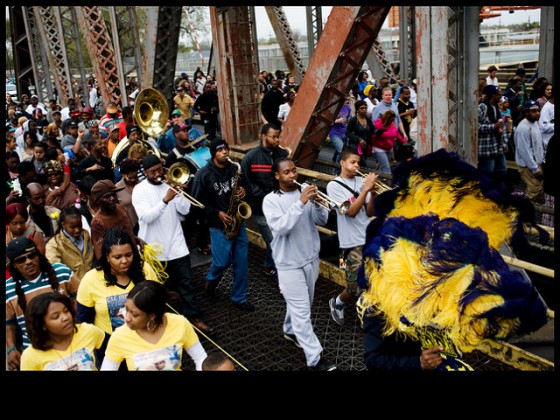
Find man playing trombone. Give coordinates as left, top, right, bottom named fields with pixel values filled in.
left=326, top=149, right=378, bottom=327
left=131, top=154, right=215, bottom=336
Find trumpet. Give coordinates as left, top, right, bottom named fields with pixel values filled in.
left=355, top=170, right=393, bottom=193
left=159, top=162, right=205, bottom=208
left=293, top=180, right=350, bottom=215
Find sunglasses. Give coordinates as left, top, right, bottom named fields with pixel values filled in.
left=13, top=251, right=39, bottom=264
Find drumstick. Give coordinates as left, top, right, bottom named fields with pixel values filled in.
left=186, top=133, right=209, bottom=148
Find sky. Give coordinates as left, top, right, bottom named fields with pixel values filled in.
left=252, top=6, right=542, bottom=39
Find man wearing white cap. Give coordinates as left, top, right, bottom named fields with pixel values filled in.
left=514, top=99, right=545, bottom=203
left=24, top=94, right=47, bottom=116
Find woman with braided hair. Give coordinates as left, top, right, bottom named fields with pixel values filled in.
left=6, top=237, right=80, bottom=370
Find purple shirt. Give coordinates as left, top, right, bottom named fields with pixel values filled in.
left=329, top=104, right=352, bottom=139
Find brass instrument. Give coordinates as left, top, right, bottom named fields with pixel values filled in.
left=112, top=87, right=167, bottom=164
left=355, top=169, right=393, bottom=194
left=134, top=87, right=169, bottom=138
left=162, top=162, right=205, bottom=208
left=293, top=180, right=350, bottom=215
left=279, top=145, right=292, bottom=157
left=224, top=157, right=252, bottom=240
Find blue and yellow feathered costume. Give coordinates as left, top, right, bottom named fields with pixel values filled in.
left=357, top=149, right=549, bottom=370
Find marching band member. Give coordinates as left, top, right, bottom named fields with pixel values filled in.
left=190, top=139, right=255, bottom=312
left=262, top=157, right=336, bottom=371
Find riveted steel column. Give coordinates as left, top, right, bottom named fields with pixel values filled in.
left=75, top=6, right=123, bottom=106
left=108, top=7, right=128, bottom=108
left=265, top=6, right=306, bottom=83
left=210, top=7, right=261, bottom=146
left=539, top=7, right=554, bottom=84
left=399, top=6, right=415, bottom=82
left=140, top=7, right=159, bottom=89
left=415, top=6, right=449, bottom=155
left=34, top=6, right=73, bottom=104
left=306, top=6, right=323, bottom=57
left=461, top=7, right=480, bottom=164
left=23, top=7, right=52, bottom=101
left=27, top=8, right=54, bottom=101
left=61, top=7, right=89, bottom=103
left=152, top=7, right=182, bottom=111
left=9, top=7, right=36, bottom=98
left=282, top=6, right=390, bottom=169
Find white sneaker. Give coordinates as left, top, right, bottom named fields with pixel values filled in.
left=329, top=297, right=344, bottom=326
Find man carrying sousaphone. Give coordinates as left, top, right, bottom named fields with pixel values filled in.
left=112, top=125, right=142, bottom=166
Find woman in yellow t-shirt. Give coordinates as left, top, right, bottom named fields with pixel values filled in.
left=20, top=292, right=107, bottom=371
left=76, top=227, right=158, bottom=335
left=100, top=281, right=207, bottom=371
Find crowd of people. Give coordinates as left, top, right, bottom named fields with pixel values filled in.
left=5, top=62, right=554, bottom=371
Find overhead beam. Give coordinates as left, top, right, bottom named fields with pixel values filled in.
left=281, top=6, right=391, bottom=169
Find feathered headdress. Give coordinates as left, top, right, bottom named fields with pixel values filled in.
left=357, top=149, right=549, bottom=356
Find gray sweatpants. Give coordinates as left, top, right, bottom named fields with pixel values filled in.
left=278, top=257, right=322, bottom=367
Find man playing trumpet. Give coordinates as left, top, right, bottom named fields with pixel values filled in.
left=326, top=149, right=378, bottom=326
left=263, top=157, right=336, bottom=371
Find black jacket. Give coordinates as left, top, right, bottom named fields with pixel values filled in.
left=363, top=312, right=423, bottom=371
left=240, top=144, right=289, bottom=215
left=191, top=159, right=244, bottom=229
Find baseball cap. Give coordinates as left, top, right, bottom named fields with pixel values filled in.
left=171, top=109, right=183, bottom=116
left=524, top=99, right=540, bottom=110
left=181, top=72, right=187, bottom=77
left=31, top=94, right=39, bottom=99
left=176, top=87, right=185, bottom=92
left=43, top=160, right=64, bottom=175
left=363, top=85, right=373, bottom=97
left=6, top=237, right=37, bottom=263
left=81, top=106, right=94, bottom=115
left=70, top=110, right=82, bottom=117
left=172, top=123, right=189, bottom=134
left=69, top=121, right=79, bottom=129
left=126, top=125, right=140, bottom=137
left=108, top=123, right=120, bottom=133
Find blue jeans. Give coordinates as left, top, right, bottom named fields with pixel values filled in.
left=330, top=135, right=345, bottom=164
left=373, top=150, right=392, bottom=175
left=207, top=225, right=249, bottom=303
left=478, top=154, right=507, bottom=179
left=252, top=214, right=275, bottom=270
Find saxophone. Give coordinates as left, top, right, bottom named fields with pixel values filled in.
left=224, top=157, right=252, bottom=240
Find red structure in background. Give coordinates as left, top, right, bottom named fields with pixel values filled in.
left=479, top=6, right=540, bottom=21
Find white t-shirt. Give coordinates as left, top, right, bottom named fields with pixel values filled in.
left=326, top=176, right=371, bottom=249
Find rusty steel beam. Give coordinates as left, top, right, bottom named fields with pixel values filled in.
left=265, top=6, right=306, bottom=83
left=211, top=7, right=261, bottom=146
left=60, top=7, right=89, bottom=104
left=282, top=6, right=391, bottom=169
left=75, top=6, right=123, bottom=106
left=306, top=6, right=323, bottom=59
left=10, top=7, right=40, bottom=98
left=34, top=6, right=73, bottom=105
